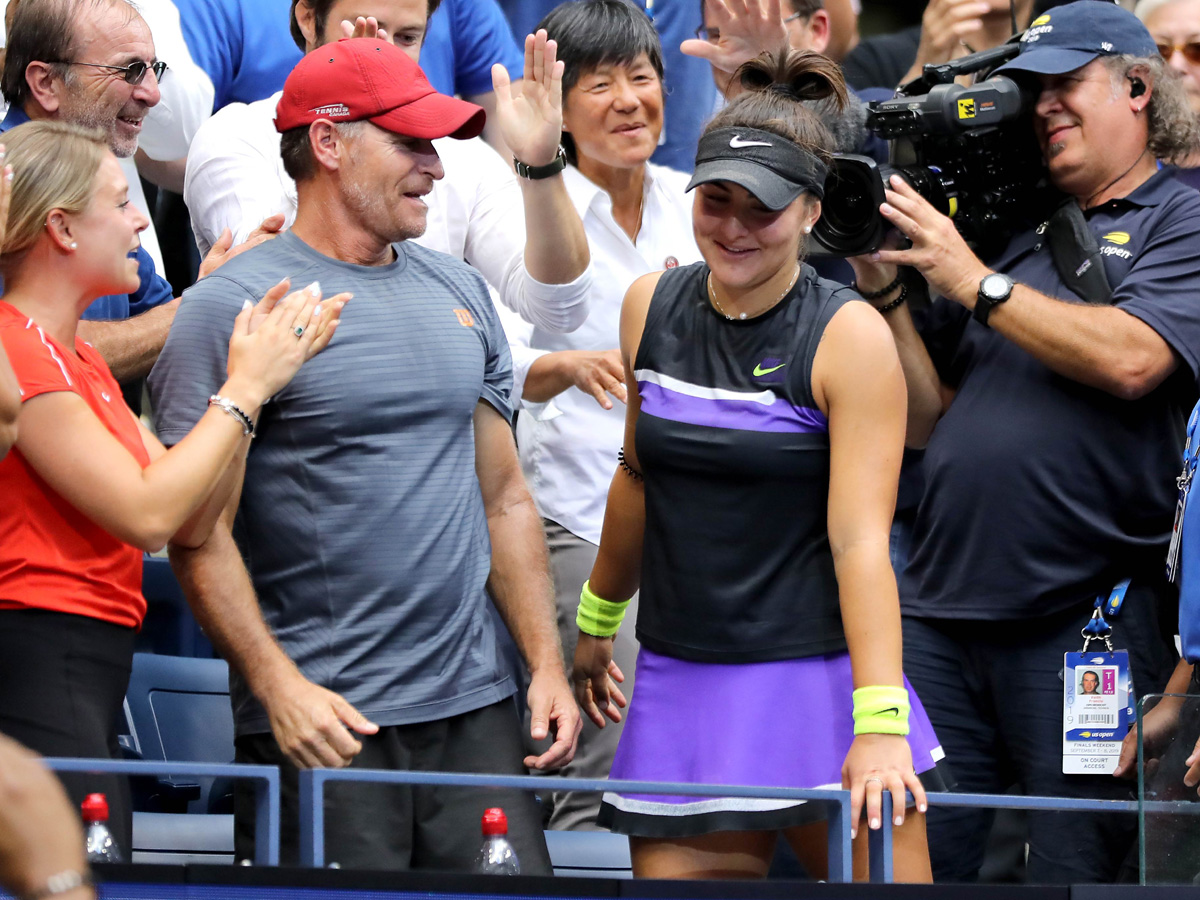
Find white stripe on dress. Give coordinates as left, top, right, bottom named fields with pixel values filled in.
left=634, top=368, right=777, bottom=406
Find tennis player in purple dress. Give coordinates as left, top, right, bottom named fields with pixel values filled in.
left=571, top=48, right=949, bottom=882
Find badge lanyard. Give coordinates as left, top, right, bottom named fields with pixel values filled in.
left=1062, top=579, right=1134, bottom=775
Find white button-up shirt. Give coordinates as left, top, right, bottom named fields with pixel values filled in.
left=506, top=162, right=701, bottom=545
left=183, top=92, right=590, bottom=333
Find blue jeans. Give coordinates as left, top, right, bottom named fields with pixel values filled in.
left=902, top=584, right=1177, bottom=884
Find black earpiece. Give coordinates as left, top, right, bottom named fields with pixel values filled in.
left=1128, top=76, right=1146, bottom=99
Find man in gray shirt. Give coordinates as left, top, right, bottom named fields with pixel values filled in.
left=148, top=38, right=579, bottom=870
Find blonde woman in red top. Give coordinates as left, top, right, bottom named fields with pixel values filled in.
left=0, top=121, right=345, bottom=851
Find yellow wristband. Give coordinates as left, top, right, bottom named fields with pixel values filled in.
left=852, top=685, right=911, bottom=736
left=576, top=580, right=630, bottom=638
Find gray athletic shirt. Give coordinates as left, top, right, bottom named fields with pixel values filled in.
left=148, top=231, right=516, bottom=736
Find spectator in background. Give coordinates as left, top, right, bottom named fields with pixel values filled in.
left=499, top=0, right=717, bottom=173
left=842, top=0, right=1034, bottom=92
left=1, top=0, right=215, bottom=270
left=0, top=732, right=96, bottom=900
left=175, top=0, right=522, bottom=153
left=0, top=120, right=339, bottom=858
left=0, top=0, right=280, bottom=384
left=186, top=5, right=591, bottom=334
left=823, top=0, right=858, bottom=60
left=1137, top=0, right=1200, bottom=187
left=152, top=40, right=580, bottom=870
left=504, top=0, right=702, bottom=831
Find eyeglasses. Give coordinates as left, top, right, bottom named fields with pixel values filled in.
left=57, top=60, right=168, bottom=85
left=1155, top=40, right=1200, bottom=64
left=695, top=11, right=803, bottom=43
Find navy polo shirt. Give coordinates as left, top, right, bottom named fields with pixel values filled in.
left=0, top=108, right=175, bottom=321
left=903, top=169, right=1200, bottom=620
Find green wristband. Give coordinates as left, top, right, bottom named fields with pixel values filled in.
left=577, top=580, right=631, bottom=638
left=852, top=685, right=911, bottom=736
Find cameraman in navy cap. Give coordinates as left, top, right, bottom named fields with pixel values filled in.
left=849, top=0, right=1200, bottom=884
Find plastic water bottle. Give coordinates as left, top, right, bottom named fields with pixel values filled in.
left=82, top=793, right=122, bottom=863
left=475, top=807, right=520, bottom=875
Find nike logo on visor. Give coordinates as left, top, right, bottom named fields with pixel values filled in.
left=730, top=135, right=772, bottom=148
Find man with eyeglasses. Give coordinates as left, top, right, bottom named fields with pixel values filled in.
left=1138, top=0, right=1200, bottom=188
left=0, top=0, right=273, bottom=386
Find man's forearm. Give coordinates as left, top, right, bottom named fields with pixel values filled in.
left=78, top=299, right=179, bottom=383
left=880, top=302, right=951, bottom=448
left=485, top=488, right=564, bottom=675
left=953, top=277, right=1177, bottom=400
left=168, top=522, right=300, bottom=697
left=519, top=175, right=590, bottom=285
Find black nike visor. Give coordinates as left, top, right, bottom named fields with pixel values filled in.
left=686, top=126, right=829, bottom=211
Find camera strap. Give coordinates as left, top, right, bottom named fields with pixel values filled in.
left=1043, top=199, right=1114, bottom=306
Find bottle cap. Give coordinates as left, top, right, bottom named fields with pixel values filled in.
left=481, top=807, right=508, bottom=836
left=81, top=793, right=109, bottom=823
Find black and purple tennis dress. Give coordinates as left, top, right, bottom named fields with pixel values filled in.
left=598, top=262, right=948, bottom=838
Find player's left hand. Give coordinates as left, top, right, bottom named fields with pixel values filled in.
left=872, top=174, right=990, bottom=305
left=524, top=666, right=582, bottom=770
left=492, top=30, right=563, bottom=170
left=842, top=733, right=927, bottom=839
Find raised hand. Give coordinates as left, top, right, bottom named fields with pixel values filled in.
left=902, top=0, right=991, bottom=84
left=680, top=0, right=789, bottom=83
left=492, top=29, right=564, bottom=169
left=341, top=15, right=389, bottom=42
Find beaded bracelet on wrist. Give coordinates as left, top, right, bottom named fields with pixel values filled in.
left=874, top=283, right=908, bottom=315
left=854, top=271, right=903, bottom=300
left=617, top=447, right=643, bottom=482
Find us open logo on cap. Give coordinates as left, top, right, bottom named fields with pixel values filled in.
left=311, top=103, right=351, bottom=118
left=1025, top=13, right=1052, bottom=42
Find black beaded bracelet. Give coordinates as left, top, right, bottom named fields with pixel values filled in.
left=874, top=283, right=908, bottom=314
left=854, top=272, right=903, bottom=300
left=617, top=447, right=644, bottom=482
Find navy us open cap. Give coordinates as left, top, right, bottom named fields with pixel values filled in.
left=993, top=1, right=1159, bottom=77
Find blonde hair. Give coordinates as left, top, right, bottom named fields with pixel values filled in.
left=0, top=121, right=108, bottom=276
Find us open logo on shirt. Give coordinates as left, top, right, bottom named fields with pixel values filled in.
left=1101, top=231, right=1133, bottom=260
left=310, top=103, right=351, bottom=118
left=454, top=309, right=475, bottom=327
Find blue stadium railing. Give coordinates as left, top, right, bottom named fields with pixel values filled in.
left=40, top=758, right=1200, bottom=882
left=42, top=758, right=281, bottom=866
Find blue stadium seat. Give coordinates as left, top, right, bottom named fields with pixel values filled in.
left=543, top=830, right=632, bottom=879
left=138, top=555, right=215, bottom=658
left=123, top=653, right=236, bottom=864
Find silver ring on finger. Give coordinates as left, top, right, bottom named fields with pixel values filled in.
left=293, top=324, right=305, bottom=338
left=865, top=776, right=885, bottom=787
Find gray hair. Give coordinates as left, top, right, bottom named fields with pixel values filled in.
left=1105, top=54, right=1200, bottom=163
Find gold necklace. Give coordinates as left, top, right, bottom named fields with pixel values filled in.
left=707, top=266, right=801, bottom=321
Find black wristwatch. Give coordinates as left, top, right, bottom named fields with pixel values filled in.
left=974, top=272, right=1014, bottom=327
left=514, top=147, right=567, bottom=180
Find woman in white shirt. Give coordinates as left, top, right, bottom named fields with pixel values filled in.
left=506, top=0, right=701, bottom=831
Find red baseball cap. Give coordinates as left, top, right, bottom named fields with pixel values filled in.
left=274, top=38, right=485, bottom=140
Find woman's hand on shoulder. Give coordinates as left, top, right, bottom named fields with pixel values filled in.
left=842, top=733, right=927, bottom=838
left=225, top=280, right=351, bottom=404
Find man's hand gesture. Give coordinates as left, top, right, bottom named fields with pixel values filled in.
left=681, top=0, right=789, bottom=86
left=263, top=670, right=379, bottom=769
left=492, top=30, right=565, bottom=169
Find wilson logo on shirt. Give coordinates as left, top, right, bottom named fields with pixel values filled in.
left=453, top=309, right=475, bottom=327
